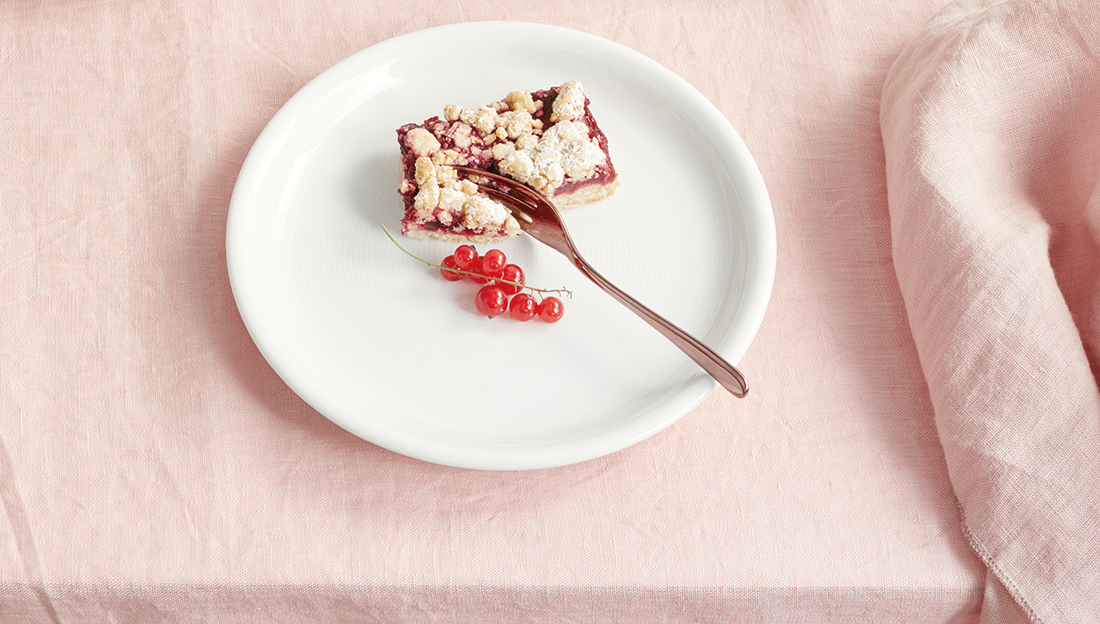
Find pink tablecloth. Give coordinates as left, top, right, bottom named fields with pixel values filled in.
left=2, top=0, right=1096, bottom=622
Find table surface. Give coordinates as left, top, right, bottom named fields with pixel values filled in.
left=0, top=0, right=991, bottom=621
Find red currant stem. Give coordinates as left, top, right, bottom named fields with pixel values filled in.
left=382, top=226, right=572, bottom=298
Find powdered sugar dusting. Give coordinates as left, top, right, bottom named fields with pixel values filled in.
left=550, top=80, right=586, bottom=123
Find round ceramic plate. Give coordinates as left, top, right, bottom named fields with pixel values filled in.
left=227, top=22, right=775, bottom=470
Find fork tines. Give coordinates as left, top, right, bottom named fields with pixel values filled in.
left=451, top=166, right=548, bottom=211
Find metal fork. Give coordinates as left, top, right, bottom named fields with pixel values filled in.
left=453, top=166, right=748, bottom=397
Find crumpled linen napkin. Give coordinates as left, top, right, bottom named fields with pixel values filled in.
left=881, top=1, right=1100, bottom=622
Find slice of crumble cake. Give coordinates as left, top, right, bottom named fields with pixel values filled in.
left=397, top=80, right=620, bottom=243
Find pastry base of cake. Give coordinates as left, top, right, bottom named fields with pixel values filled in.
left=551, top=178, right=621, bottom=209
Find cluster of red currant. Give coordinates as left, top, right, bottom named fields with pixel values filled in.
left=440, top=244, right=565, bottom=322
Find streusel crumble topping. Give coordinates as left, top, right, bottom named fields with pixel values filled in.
left=397, top=80, right=619, bottom=243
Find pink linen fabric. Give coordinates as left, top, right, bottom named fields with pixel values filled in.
left=881, top=0, right=1100, bottom=622
left=0, top=0, right=1062, bottom=621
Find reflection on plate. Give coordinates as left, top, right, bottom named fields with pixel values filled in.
left=226, top=22, right=775, bottom=470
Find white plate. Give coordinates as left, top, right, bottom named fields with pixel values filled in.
left=227, top=22, right=775, bottom=470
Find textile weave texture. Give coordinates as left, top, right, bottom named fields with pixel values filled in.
left=1, top=0, right=1096, bottom=621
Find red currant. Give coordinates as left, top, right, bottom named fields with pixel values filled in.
left=537, top=297, right=565, bottom=323
left=497, top=263, right=525, bottom=295
left=427, top=244, right=565, bottom=323
left=475, top=284, right=508, bottom=317
left=477, top=255, right=504, bottom=281
left=509, top=292, right=538, bottom=321
left=465, top=257, right=490, bottom=284
left=440, top=255, right=463, bottom=281
left=453, top=244, right=478, bottom=270
left=481, top=249, right=507, bottom=275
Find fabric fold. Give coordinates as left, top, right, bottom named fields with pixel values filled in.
left=881, top=1, right=1100, bottom=622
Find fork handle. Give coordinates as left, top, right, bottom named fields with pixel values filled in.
left=570, top=253, right=749, bottom=397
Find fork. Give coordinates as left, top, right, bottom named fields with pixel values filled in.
left=453, top=166, right=749, bottom=397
